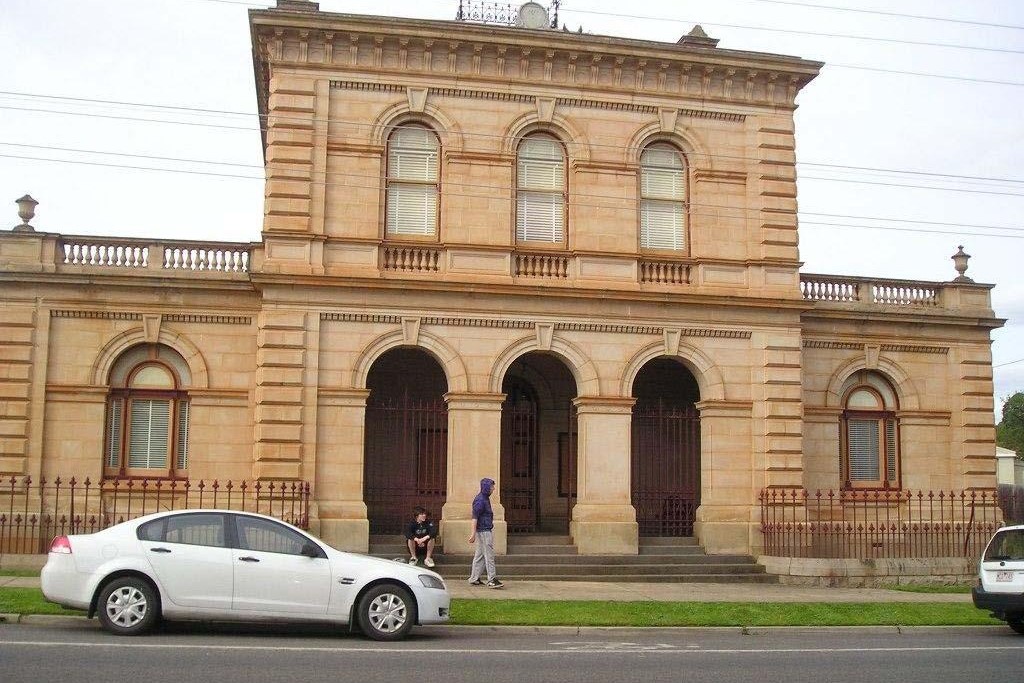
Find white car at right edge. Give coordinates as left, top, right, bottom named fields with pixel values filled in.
left=972, top=524, right=1024, bottom=634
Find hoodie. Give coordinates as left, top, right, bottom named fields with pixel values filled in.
left=472, top=477, right=495, bottom=532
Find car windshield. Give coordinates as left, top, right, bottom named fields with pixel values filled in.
left=984, top=529, right=1024, bottom=561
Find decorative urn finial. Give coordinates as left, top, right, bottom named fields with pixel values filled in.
left=951, top=245, right=973, bottom=283
left=12, top=194, right=38, bottom=232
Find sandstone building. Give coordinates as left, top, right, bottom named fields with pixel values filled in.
left=0, top=1, right=1003, bottom=563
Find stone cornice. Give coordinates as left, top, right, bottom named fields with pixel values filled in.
left=802, top=339, right=949, bottom=355
left=50, top=310, right=252, bottom=325
left=252, top=15, right=819, bottom=117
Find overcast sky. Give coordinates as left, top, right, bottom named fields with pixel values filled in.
left=2, top=0, right=1022, bottom=406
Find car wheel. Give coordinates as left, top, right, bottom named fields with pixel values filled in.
left=357, top=583, right=416, bottom=641
left=97, top=576, right=159, bottom=636
left=1008, top=617, right=1024, bottom=635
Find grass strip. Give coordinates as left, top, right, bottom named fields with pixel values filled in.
left=0, top=588, right=1001, bottom=627
left=882, top=584, right=973, bottom=594
left=450, top=599, right=1001, bottom=627
left=0, top=569, right=42, bottom=577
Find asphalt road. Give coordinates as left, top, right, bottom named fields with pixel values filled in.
left=1, top=622, right=1022, bottom=683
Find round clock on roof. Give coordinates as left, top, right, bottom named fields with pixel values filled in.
left=517, top=2, right=550, bottom=30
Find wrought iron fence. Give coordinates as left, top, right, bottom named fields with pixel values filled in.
left=760, top=488, right=1001, bottom=560
left=0, top=476, right=311, bottom=554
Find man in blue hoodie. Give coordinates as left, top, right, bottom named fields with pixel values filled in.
left=468, top=477, right=503, bottom=588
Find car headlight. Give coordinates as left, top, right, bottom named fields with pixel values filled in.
left=418, top=574, right=446, bottom=590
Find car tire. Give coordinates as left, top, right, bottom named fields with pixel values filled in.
left=357, top=583, right=416, bottom=641
left=97, top=576, right=160, bottom=636
left=1008, top=617, right=1024, bottom=635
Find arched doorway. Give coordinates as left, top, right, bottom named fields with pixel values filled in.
left=631, top=357, right=701, bottom=536
left=363, top=348, right=448, bottom=534
left=500, top=353, right=577, bottom=534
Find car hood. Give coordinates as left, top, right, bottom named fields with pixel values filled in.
left=327, top=548, right=445, bottom=583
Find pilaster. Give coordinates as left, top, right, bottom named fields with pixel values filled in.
left=954, top=346, right=998, bottom=490
left=253, top=310, right=308, bottom=480
left=571, top=396, right=638, bottom=555
left=0, top=305, right=37, bottom=473
left=314, top=388, right=371, bottom=551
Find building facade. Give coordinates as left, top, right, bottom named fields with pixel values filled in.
left=0, top=1, right=1003, bottom=561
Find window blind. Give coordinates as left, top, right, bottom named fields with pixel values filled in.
left=517, top=136, right=565, bottom=242
left=176, top=401, right=190, bottom=470
left=106, top=398, right=123, bottom=468
left=128, top=399, right=170, bottom=469
left=386, top=126, right=439, bottom=236
left=386, top=183, right=438, bottom=236
left=885, top=418, right=897, bottom=482
left=847, top=418, right=880, bottom=481
left=640, top=144, right=686, bottom=250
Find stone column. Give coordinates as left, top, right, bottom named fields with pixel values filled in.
left=571, top=396, right=638, bottom=555
left=314, top=388, right=370, bottom=551
left=693, top=399, right=755, bottom=554
left=440, top=393, right=507, bottom=555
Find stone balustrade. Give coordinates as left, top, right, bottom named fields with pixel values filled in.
left=57, top=236, right=251, bottom=275
left=800, top=274, right=940, bottom=307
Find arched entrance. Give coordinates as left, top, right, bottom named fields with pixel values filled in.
left=363, top=348, right=448, bottom=534
left=500, top=353, right=577, bottom=534
left=630, top=357, right=701, bottom=536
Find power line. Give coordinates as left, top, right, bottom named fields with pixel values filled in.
left=733, top=0, right=1024, bottom=31
left=5, top=140, right=1024, bottom=233
left=3, top=92, right=1024, bottom=188
left=4, top=151, right=1022, bottom=241
left=995, top=357, right=1024, bottom=369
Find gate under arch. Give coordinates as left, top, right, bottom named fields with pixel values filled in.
left=363, top=348, right=448, bottom=535
left=631, top=357, right=701, bottom=536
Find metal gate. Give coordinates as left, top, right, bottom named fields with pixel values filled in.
left=631, top=402, right=700, bottom=536
left=364, top=393, right=447, bottom=535
left=501, top=380, right=538, bottom=533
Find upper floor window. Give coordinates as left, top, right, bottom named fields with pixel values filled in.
left=516, top=133, right=566, bottom=244
left=640, top=143, right=687, bottom=251
left=105, top=344, right=190, bottom=478
left=386, top=125, right=439, bottom=238
left=840, top=371, right=899, bottom=489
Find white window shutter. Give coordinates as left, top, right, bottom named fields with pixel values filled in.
left=847, top=419, right=880, bottom=481
left=640, top=144, right=686, bottom=250
left=517, top=136, right=565, bottom=243
left=176, top=401, right=190, bottom=470
left=106, top=398, right=123, bottom=468
left=128, top=399, right=170, bottom=469
left=885, top=418, right=897, bottom=482
left=386, top=126, right=439, bottom=236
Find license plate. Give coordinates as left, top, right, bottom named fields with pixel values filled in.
left=996, top=571, right=1014, bottom=582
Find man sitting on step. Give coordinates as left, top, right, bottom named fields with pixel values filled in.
left=405, top=506, right=437, bottom=568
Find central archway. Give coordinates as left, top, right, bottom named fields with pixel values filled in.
left=363, top=347, right=448, bottom=534
left=631, top=357, right=701, bottom=536
left=500, top=352, right=578, bottom=534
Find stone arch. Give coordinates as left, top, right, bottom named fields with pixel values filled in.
left=624, top=121, right=712, bottom=171
left=824, top=356, right=921, bottom=410
left=502, top=112, right=592, bottom=162
left=352, top=329, right=468, bottom=392
left=91, top=326, right=209, bottom=389
left=488, top=334, right=599, bottom=396
left=370, top=101, right=465, bottom=152
left=620, top=340, right=725, bottom=401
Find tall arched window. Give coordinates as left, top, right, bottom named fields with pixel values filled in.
left=516, top=133, right=566, bottom=244
left=105, top=344, right=191, bottom=478
left=640, top=143, right=687, bottom=251
left=386, top=124, right=440, bottom=237
left=840, top=371, right=899, bottom=489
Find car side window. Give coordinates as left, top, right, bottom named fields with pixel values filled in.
left=154, top=513, right=226, bottom=548
left=234, top=515, right=314, bottom=556
left=137, top=519, right=165, bottom=542
left=986, top=530, right=1024, bottom=561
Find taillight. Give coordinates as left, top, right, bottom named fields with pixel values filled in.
left=49, top=536, right=72, bottom=554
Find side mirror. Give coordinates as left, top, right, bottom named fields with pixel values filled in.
left=300, top=542, right=322, bottom=558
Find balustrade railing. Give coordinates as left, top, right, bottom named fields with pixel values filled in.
left=59, top=238, right=250, bottom=274
left=639, top=260, right=689, bottom=285
left=0, top=476, right=310, bottom=554
left=382, top=245, right=441, bottom=272
left=760, top=488, right=1000, bottom=560
left=515, top=253, right=569, bottom=278
left=800, top=274, right=939, bottom=307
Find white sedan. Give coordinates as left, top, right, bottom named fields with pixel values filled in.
left=41, top=509, right=450, bottom=640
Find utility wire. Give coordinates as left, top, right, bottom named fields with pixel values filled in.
left=729, top=0, right=1024, bottom=30
left=4, top=140, right=1024, bottom=231
left=4, top=152, right=1022, bottom=241
left=3, top=93, right=1024, bottom=188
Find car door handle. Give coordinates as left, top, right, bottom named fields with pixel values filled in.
left=150, top=547, right=172, bottom=554
left=238, top=556, right=260, bottom=563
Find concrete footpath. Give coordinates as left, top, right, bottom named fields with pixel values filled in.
left=0, top=574, right=970, bottom=603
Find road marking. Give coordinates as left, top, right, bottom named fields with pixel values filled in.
left=1, top=640, right=1024, bottom=656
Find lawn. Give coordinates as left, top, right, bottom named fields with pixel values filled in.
left=0, top=587, right=1001, bottom=627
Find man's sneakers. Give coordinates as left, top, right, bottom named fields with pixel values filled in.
left=486, top=578, right=504, bottom=589
left=468, top=578, right=484, bottom=586
left=408, top=557, right=418, bottom=565
left=425, top=557, right=435, bottom=568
